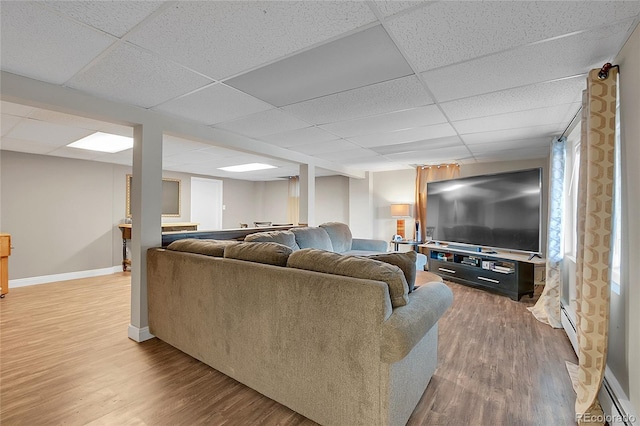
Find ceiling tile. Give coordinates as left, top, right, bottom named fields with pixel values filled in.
left=6, top=118, right=94, bottom=146
left=440, top=77, right=585, bottom=122
left=283, top=75, right=433, bottom=124
left=467, top=137, right=551, bottom=154
left=1, top=114, right=23, bottom=136
left=67, top=43, right=212, bottom=109
left=28, top=108, right=111, bottom=131
left=452, top=103, right=581, bottom=135
left=199, top=146, right=245, bottom=158
left=383, top=145, right=471, bottom=164
left=371, top=135, right=464, bottom=155
left=213, top=109, right=310, bottom=138
left=320, top=104, right=447, bottom=138
left=473, top=146, right=549, bottom=162
left=1, top=101, right=37, bottom=117
left=461, top=124, right=563, bottom=145
left=348, top=123, right=457, bottom=148
left=423, top=20, right=634, bottom=102
left=226, top=25, right=412, bottom=107
left=48, top=146, right=102, bottom=161
left=0, top=137, right=56, bottom=155
left=154, top=83, right=272, bottom=126
left=92, top=150, right=133, bottom=166
left=162, top=135, right=218, bottom=156
left=386, top=1, right=640, bottom=72
left=163, top=149, right=227, bottom=166
left=372, top=1, right=432, bottom=18
left=261, top=126, right=340, bottom=148
left=0, top=2, right=115, bottom=84
left=289, top=139, right=358, bottom=155
left=127, top=1, right=376, bottom=80
left=40, top=1, right=165, bottom=38
left=314, top=147, right=380, bottom=162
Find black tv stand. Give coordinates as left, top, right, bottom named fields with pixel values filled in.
left=424, top=244, right=544, bottom=301
left=528, top=253, right=543, bottom=260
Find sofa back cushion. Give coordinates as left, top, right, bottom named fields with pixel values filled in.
left=224, top=242, right=293, bottom=267
left=290, top=227, right=333, bottom=251
left=244, top=230, right=300, bottom=251
left=319, top=222, right=352, bottom=253
left=365, top=251, right=417, bottom=292
left=287, top=249, right=409, bottom=308
left=167, top=239, right=239, bottom=257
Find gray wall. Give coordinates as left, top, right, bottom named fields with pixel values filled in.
left=0, top=150, right=352, bottom=280
left=2, top=151, right=122, bottom=279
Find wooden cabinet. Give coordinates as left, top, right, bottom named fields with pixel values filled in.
left=1, top=234, right=11, bottom=298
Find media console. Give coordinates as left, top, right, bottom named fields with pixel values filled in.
left=421, top=243, right=545, bottom=301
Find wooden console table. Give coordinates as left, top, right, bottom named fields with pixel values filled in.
left=1, top=234, right=11, bottom=298
left=118, top=223, right=198, bottom=271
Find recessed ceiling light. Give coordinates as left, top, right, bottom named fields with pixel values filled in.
left=67, top=132, right=133, bottom=153
left=218, top=163, right=277, bottom=172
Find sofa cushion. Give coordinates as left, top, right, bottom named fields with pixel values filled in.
left=365, top=251, right=417, bottom=292
left=244, top=230, right=300, bottom=251
left=287, top=249, right=409, bottom=308
left=167, top=239, right=239, bottom=257
left=290, top=227, right=333, bottom=251
left=224, top=241, right=293, bottom=267
left=319, top=222, right=352, bottom=253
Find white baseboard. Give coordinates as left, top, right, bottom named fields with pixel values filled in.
left=561, top=304, right=638, bottom=425
left=9, top=266, right=123, bottom=288
left=128, top=325, right=154, bottom=342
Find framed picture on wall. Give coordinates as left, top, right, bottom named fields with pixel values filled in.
left=126, top=174, right=181, bottom=217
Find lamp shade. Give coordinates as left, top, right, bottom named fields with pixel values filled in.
left=390, top=203, right=410, bottom=217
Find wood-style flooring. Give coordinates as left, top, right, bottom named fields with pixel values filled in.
left=0, top=273, right=577, bottom=425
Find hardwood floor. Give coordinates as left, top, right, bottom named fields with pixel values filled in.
left=0, top=273, right=577, bottom=425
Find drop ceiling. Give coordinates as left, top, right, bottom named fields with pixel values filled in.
left=1, top=1, right=639, bottom=181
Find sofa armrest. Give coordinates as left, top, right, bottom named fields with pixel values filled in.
left=380, top=281, right=453, bottom=363
left=352, top=238, right=388, bottom=252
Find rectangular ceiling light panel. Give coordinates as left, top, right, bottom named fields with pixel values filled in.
left=226, top=25, right=413, bottom=107
left=218, top=163, right=276, bottom=172
left=67, top=132, right=133, bottom=153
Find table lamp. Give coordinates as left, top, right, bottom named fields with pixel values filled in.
left=390, top=203, right=411, bottom=239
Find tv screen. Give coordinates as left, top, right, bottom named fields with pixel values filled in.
left=426, top=168, right=542, bottom=253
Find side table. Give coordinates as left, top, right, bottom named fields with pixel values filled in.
left=391, top=240, right=423, bottom=252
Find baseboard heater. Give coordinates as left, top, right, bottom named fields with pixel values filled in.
left=561, top=304, right=638, bottom=425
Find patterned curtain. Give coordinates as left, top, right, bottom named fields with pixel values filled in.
left=528, top=137, right=566, bottom=328
left=570, top=67, right=618, bottom=425
left=415, top=164, right=460, bottom=242
left=287, top=176, right=299, bottom=225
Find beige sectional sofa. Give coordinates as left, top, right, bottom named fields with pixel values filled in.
left=147, top=237, right=452, bottom=425
left=245, top=222, right=428, bottom=270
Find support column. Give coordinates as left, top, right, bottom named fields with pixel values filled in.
left=129, top=123, right=162, bottom=342
left=349, top=172, right=374, bottom=238
left=299, top=164, right=316, bottom=226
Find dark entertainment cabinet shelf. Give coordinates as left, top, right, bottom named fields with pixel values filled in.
left=422, top=244, right=545, bottom=301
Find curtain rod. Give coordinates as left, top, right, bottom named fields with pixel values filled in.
left=560, top=106, right=582, bottom=139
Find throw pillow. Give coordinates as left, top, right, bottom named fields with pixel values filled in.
left=166, top=239, right=239, bottom=257
left=290, top=227, right=333, bottom=251
left=287, top=249, right=409, bottom=308
left=244, top=230, right=300, bottom=251
left=365, top=251, right=417, bottom=292
left=224, top=241, right=293, bottom=267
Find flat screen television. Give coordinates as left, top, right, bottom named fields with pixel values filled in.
left=426, top=168, right=542, bottom=253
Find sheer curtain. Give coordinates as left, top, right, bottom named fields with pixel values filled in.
left=528, top=136, right=566, bottom=328
left=415, top=164, right=460, bottom=242
left=287, top=176, right=299, bottom=225
left=570, top=67, right=618, bottom=425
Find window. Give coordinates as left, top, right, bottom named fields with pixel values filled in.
left=610, top=75, right=622, bottom=295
